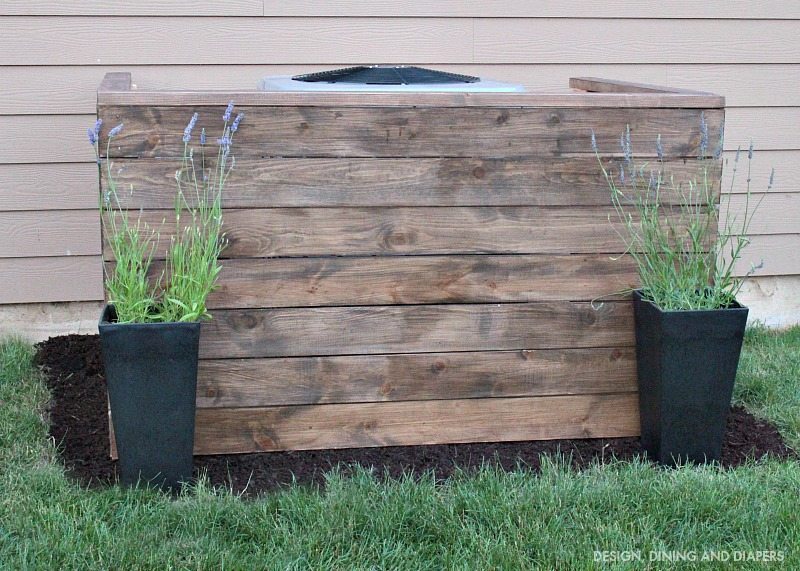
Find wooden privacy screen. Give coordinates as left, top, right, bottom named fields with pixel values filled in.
left=97, top=73, right=724, bottom=455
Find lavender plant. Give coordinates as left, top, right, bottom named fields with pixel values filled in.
left=90, top=104, right=242, bottom=323
left=593, top=115, right=773, bottom=311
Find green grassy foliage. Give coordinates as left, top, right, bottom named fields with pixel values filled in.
left=735, top=326, right=800, bottom=449
left=1, top=332, right=798, bottom=569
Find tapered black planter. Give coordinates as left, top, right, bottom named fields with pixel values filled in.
left=632, top=290, right=749, bottom=466
left=99, top=304, right=200, bottom=491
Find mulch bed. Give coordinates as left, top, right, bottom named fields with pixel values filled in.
left=35, top=334, right=796, bottom=497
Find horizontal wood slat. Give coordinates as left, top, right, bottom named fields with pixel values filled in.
left=103, top=157, right=718, bottom=208
left=260, top=1, right=800, bottom=19
left=5, top=18, right=800, bottom=65
left=0, top=115, right=94, bottom=164
left=0, top=1, right=263, bottom=16
left=0, top=17, right=474, bottom=66
left=0, top=210, right=100, bottom=258
left=194, top=254, right=638, bottom=308
left=196, top=348, right=637, bottom=408
left=734, top=234, right=800, bottom=277
left=103, top=206, right=655, bottom=259
left=0, top=256, right=102, bottom=304
left=6, top=1, right=798, bottom=18
left=474, top=19, right=800, bottom=64
left=721, top=192, right=800, bottom=236
left=98, top=106, right=722, bottom=159
left=199, top=302, right=634, bottom=359
left=193, top=393, right=641, bottom=453
left=0, top=163, right=97, bottom=210
left=8, top=65, right=800, bottom=115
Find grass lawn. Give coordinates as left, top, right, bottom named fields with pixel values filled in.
left=1, top=329, right=798, bottom=570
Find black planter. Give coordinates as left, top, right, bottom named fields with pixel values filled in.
left=632, top=290, right=749, bottom=466
left=99, top=304, right=200, bottom=490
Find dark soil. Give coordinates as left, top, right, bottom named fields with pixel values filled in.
left=35, top=334, right=796, bottom=497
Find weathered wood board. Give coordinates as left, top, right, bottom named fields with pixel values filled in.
left=98, top=74, right=724, bottom=455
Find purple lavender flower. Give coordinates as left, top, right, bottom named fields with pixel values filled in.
left=200, top=128, right=206, bottom=145
left=231, top=112, right=244, bottom=133
left=183, top=112, right=199, bottom=143
left=217, top=136, right=231, bottom=148
left=87, top=118, right=102, bottom=145
left=108, top=123, right=124, bottom=137
left=655, top=134, right=663, bottom=161
left=223, top=101, right=235, bottom=123
left=590, top=130, right=598, bottom=153
left=748, top=141, right=754, bottom=160
left=620, top=125, right=632, bottom=166
left=768, top=168, right=775, bottom=189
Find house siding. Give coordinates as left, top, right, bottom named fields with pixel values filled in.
left=1, top=2, right=798, bottom=335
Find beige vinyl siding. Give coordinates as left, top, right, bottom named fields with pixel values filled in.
left=0, top=7, right=798, bottom=328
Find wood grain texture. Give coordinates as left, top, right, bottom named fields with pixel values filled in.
left=260, top=1, right=800, bottom=19
left=193, top=393, right=641, bottom=453
left=196, top=347, right=637, bottom=408
left=99, top=90, right=724, bottom=109
left=0, top=17, right=473, bottom=65
left=0, top=256, right=102, bottom=304
left=722, top=150, right=799, bottom=195
left=570, top=77, right=712, bottom=95
left=103, top=206, right=650, bottom=259
left=0, top=115, right=95, bottom=164
left=199, top=302, right=635, bottom=359
left=721, top=192, right=799, bottom=236
left=8, top=65, right=800, bottom=115
left=196, top=254, right=639, bottom=308
left=0, top=210, right=100, bottom=258
left=98, top=105, right=723, bottom=159
left=474, top=19, right=800, bottom=64
left=0, top=1, right=263, bottom=15
left=0, top=163, right=97, bottom=210
left=733, top=234, right=800, bottom=277
left=102, top=157, right=717, bottom=208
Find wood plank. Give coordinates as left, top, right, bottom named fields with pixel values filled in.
left=98, top=106, right=723, bottom=159
left=195, top=254, right=639, bottom=308
left=0, top=301, right=104, bottom=341
left=0, top=1, right=263, bottom=15
left=98, top=72, right=131, bottom=93
left=102, top=157, right=718, bottom=208
left=0, top=210, right=100, bottom=258
left=199, top=302, right=634, bottom=359
left=733, top=234, right=800, bottom=277
left=99, top=90, right=724, bottom=109
left=0, top=256, right=102, bottom=304
left=7, top=64, right=800, bottom=115
left=193, top=393, right=641, bottom=453
left=721, top=192, right=800, bottom=236
left=196, top=348, right=637, bottom=408
left=0, top=17, right=473, bottom=65
left=0, top=163, right=97, bottom=210
left=0, top=115, right=95, bottom=164
left=260, top=1, right=800, bottom=18
left=103, top=206, right=659, bottom=259
left=570, top=77, right=713, bottom=96
left=722, top=150, right=799, bottom=195
left=474, top=19, right=800, bottom=64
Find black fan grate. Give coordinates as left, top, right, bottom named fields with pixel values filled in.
left=292, top=66, right=480, bottom=85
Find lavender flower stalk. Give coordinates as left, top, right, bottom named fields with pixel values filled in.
left=230, top=112, right=244, bottom=133
left=87, top=119, right=103, bottom=145
left=223, top=101, right=234, bottom=123
left=183, top=112, right=199, bottom=143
